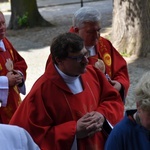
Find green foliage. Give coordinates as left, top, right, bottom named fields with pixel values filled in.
left=120, top=52, right=130, bottom=57
left=18, top=12, right=29, bottom=28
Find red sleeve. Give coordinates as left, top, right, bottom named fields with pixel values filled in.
left=100, top=37, right=130, bottom=97
left=86, top=66, right=124, bottom=126
left=110, top=44, right=129, bottom=96
left=9, top=79, right=76, bottom=150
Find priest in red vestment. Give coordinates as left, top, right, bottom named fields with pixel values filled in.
left=46, top=7, right=130, bottom=101
left=70, top=6, right=130, bottom=101
left=0, top=11, right=27, bottom=123
left=10, top=33, right=124, bottom=150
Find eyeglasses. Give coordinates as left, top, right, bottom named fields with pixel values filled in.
left=67, top=52, right=89, bottom=63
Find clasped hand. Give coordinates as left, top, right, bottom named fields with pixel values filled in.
left=6, top=70, right=23, bottom=87
left=109, top=80, right=121, bottom=92
left=76, top=111, right=105, bottom=139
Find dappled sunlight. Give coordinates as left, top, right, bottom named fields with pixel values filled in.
left=0, top=2, right=10, bottom=12
left=124, top=55, right=139, bottom=64
left=124, top=55, right=150, bottom=110
left=2, top=0, right=145, bottom=112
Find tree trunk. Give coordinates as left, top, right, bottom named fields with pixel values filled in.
left=0, top=0, right=9, bottom=2
left=112, top=0, right=150, bottom=57
left=8, top=0, right=52, bottom=29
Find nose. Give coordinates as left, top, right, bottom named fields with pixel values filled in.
left=96, top=31, right=100, bottom=38
left=82, top=55, right=89, bottom=64
left=92, top=30, right=100, bottom=40
left=0, top=22, right=6, bottom=29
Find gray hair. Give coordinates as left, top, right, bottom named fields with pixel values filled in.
left=72, top=6, right=101, bottom=28
left=134, top=71, right=150, bottom=112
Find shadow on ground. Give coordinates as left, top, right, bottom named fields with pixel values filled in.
left=4, top=0, right=113, bottom=51
left=125, top=55, right=150, bottom=110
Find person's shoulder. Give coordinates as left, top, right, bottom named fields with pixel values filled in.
left=0, top=124, right=20, bottom=132
left=85, top=65, right=107, bottom=80
left=111, top=114, right=134, bottom=135
left=0, top=124, right=24, bottom=144
left=2, top=37, right=14, bottom=49
left=86, top=65, right=103, bottom=75
left=0, top=124, right=40, bottom=150
left=100, top=36, right=111, bottom=43
left=2, top=37, right=9, bottom=43
left=0, top=124, right=29, bottom=138
left=98, top=36, right=114, bottom=49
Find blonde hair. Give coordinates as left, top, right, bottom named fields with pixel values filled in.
left=135, top=71, right=150, bottom=111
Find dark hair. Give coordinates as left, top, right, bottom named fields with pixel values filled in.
left=51, top=32, right=84, bottom=64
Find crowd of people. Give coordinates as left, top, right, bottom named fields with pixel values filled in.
left=0, top=5, right=149, bottom=150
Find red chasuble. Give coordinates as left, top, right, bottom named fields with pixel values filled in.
left=69, top=27, right=130, bottom=97
left=0, top=37, right=27, bottom=123
left=10, top=62, right=124, bottom=150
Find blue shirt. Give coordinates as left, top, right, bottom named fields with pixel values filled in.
left=0, top=124, right=40, bottom=150
left=105, top=111, right=150, bottom=150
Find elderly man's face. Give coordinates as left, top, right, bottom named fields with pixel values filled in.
left=0, top=13, right=6, bottom=40
left=77, top=22, right=101, bottom=47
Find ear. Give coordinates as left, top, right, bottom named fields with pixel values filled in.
left=55, top=57, right=63, bottom=65
left=74, top=27, right=79, bottom=33
left=137, top=103, right=141, bottom=114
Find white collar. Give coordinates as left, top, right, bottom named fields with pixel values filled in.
left=86, top=45, right=96, bottom=56
left=54, top=64, right=83, bottom=94
left=54, top=64, right=80, bottom=83
left=0, top=40, right=6, bottom=51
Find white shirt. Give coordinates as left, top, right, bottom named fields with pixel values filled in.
left=0, top=76, right=9, bottom=107
left=0, top=40, right=8, bottom=106
left=0, top=124, right=40, bottom=150
left=86, top=45, right=96, bottom=56
left=55, top=65, right=83, bottom=94
left=0, top=40, right=6, bottom=51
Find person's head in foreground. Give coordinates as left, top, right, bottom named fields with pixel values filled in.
left=134, top=71, right=150, bottom=130
left=72, top=6, right=101, bottom=47
left=105, top=71, right=150, bottom=150
left=51, top=32, right=89, bottom=76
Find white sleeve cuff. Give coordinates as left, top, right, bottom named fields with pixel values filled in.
left=16, top=70, right=26, bottom=95
left=19, top=83, right=26, bottom=95
left=71, top=135, right=77, bottom=150
left=0, top=76, right=9, bottom=107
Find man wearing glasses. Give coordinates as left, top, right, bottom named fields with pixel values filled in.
left=69, top=6, right=129, bottom=101
left=46, top=7, right=130, bottom=102
left=10, top=33, right=124, bottom=150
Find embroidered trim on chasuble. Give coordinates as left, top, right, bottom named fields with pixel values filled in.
left=61, top=81, right=97, bottom=120
left=0, top=40, right=15, bottom=75
left=0, top=64, right=3, bottom=74
left=99, top=38, right=112, bottom=77
left=3, top=38, right=15, bottom=60
left=9, top=49, right=14, bottom=60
